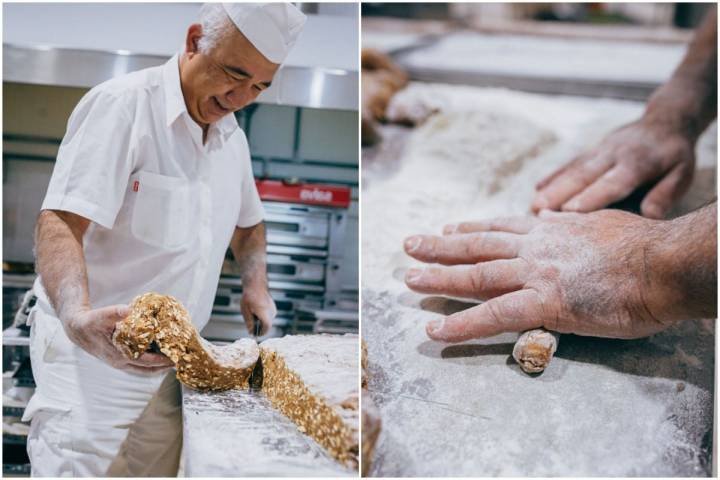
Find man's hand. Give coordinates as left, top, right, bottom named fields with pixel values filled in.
left=534, top=7, right=716, bottom=219
left=240, top=287, right=276, bottom=336
left=532, top=119, right=695, bottom=219
left=64, top=304, right=173, bottom=375
left=403, top=207, right=716, bottom=342
left=230, top=223, right=274, bottom=337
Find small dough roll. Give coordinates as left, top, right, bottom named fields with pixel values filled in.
left=512, top=328, right=560, bottom=374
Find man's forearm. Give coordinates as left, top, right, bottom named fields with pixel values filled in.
left=230, top=223, right=269, bottom=291
left=34, top=210, right=91, bottom=323
left=649, top=202, right=717, bottom=320
left=645, top=7, right=717, bottom=140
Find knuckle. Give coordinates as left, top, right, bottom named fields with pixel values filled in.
left=484, top=300, right=504, bottom=330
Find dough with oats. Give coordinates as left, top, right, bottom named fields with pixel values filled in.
left=113, top=292, right=258, bottom=391
left=260, top=334, right=359, bottom=469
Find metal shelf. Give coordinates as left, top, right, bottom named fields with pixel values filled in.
left=3, top=406, right=26, bottom=417
left=2, top=433, right=28, bottom=445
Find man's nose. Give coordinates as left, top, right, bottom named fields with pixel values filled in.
left=225, top=85, right=255, bottom=110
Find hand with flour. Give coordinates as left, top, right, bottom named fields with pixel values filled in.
left=66, top=305, right=174, bottom=374
left=403, top=203, right=716, bottom=342
left=533, top=7, right=717, bottom=219
left=532, top=119, right=696, bottom=218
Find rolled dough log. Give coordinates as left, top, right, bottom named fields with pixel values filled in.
left=362, top=48, right=408, bottom=146
left=260, top=334, right=359, bottom=469
left=512, top=328, right=560, bottom=374
left=113, top=293, right=259, bottom=391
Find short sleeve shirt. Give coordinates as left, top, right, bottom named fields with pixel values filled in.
left=35, top=54, right=264, bottom=330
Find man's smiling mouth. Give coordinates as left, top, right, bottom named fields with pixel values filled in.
left=212, top=96, right=230, bottom=113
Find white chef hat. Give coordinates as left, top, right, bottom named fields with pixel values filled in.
left=222, top=3, right=306, bottom=64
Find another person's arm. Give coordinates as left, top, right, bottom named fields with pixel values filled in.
left=403, top=203, right=716, bottom=342
left=533, top=7, right=717, bottom=218
left=230, top=222, right=276, bottom=335
left=35, top=209, right=172, bottom=373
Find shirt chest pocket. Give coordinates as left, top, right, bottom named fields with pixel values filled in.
left=129, top=171, right=193, bottom=249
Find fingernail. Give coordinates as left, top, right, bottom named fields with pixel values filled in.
left=643, top=203, right=664, bottom=219
left=443, top=224, right=458, bottom=234
left=404, top=236, right=422, bottom=253
left=426, top=318, right=445, bottom=336
left=405, top=268, right=423, bottom=284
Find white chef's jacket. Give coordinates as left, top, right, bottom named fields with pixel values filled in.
left=34, top=53, right=264, bottom=330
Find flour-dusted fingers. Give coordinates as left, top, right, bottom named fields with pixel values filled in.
left=425, top=289, right=545, bottom=342
left=405, top=259, right=527, bottom=300
left=532, top=152, right=613, bottom=212
left=512, top=328, right=560, bottom=374
left=123, top=364, right=174, bottom=376
left=561, top=162, right=645, bottom=212
left=403, top=232, right=520, bottom=265
left=535, top=159, right=572, bottom=191
left=131, top=352, right=174, bottom=368
left=443, top=216, right=539, bottom=235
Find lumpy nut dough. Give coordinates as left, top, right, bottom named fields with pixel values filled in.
left=113, top=293, right=259, bottom=391
left=114, top=294, right=359, bottom=468
left=512, top=328, right=560, bottom=374
left=260, top=334, right=359, bottom=469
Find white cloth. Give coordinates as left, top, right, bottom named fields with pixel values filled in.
left=222, top=3, right=306, bottom=64
left=26, top=53, right=263, bottom=475
left=35, top=52, right=264, bottom=330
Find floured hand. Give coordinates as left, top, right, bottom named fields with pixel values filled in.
left=532, top=119, right=696, bottom=219
left=64, top=305, right=174, bottom=374
left=403, top=209, right=689, bottom=342
left=241, top=287, right=276, bottom=336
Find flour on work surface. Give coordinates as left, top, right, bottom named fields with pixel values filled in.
left=182, top=388, right=354, bottom=477
left=362, top=83, right=715, bottom=476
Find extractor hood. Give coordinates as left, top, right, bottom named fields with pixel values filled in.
left=3, top=3, right=358, bottom=110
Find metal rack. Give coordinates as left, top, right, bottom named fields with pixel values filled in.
left=203, top=183, right=358, bottom=342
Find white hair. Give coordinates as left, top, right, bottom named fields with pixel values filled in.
left=197, top=3, right=236, bottom=54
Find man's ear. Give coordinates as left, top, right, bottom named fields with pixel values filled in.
left=185, top=23, right=203, bottom=57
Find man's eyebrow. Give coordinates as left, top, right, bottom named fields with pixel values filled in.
left=224, top=65, right=253, bottom=78
left=224, top=65, right=272, bottom=88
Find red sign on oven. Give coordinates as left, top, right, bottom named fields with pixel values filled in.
left=255, top=180, right=351, bottom=208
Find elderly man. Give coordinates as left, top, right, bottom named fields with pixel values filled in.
left=404, top=8, right=717, bottom=342
left=24, top=3, right=306, bottom=476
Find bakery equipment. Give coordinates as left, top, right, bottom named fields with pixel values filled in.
left=203, top=180, right=357, bottom=342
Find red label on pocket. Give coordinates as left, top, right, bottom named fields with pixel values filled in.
left=133, top=181, right=139, bottom=192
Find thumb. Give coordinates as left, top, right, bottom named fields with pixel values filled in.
left=91, top=304, right=131, bottom=327
left=640, top=163, right=693, bottom=219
